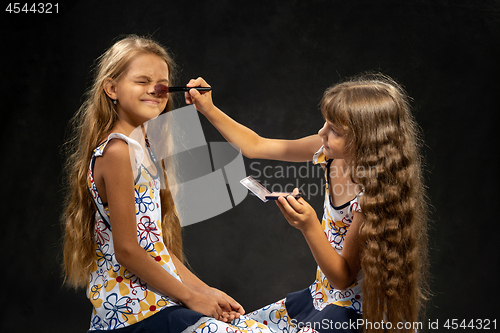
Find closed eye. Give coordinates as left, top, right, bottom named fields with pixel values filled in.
left=133, top=75, right=152, bottom=84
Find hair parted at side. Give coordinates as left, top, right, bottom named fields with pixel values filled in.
left=321, top=73, right=430, bottom=332
left=61, top=35, right=183, bottom=289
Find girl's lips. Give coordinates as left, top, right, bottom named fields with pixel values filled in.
left=141, top=99, right=160, bottom=105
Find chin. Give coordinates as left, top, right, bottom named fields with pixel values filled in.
left=322, top=147, right=332, bottom=159
left=324, top=149, right=342, bottom=160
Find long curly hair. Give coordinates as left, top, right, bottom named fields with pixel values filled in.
left=321, top=73, right=430, bottom=332
left=61, top=35, right=183, bottom=289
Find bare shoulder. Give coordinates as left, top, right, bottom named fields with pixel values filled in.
left=98, top=139, right=134, bottom=177
left=93, top=138, right=134, bottom=202
left=101, top=139, right=131, bottom=162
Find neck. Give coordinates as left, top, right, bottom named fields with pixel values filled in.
left=110, top=120, right=145, bottom=137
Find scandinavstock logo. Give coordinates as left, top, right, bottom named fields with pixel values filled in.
left=131, top=105, right=247, bottom=227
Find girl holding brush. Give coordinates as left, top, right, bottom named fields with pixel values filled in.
left=186, top=74, right=430, bottom=333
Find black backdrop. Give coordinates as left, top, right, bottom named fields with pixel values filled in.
left=1, top=1, right=499, bottom=332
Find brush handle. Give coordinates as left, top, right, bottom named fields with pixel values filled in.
left=168, top=86, right=212, bottom=92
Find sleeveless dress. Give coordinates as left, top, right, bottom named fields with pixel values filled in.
left=246, top=147, right=363, bottom=333
left=86, top=133, right=273, bottom=333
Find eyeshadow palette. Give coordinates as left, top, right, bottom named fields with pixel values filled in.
left=239, top=176, right=301, bottom=202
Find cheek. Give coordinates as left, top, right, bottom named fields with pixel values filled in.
left=339, top=138, right=350, bottom=155
left=160, top=99, right=169, bottom=111
left=328, top=134, right=337, bottom=145
left=121, top=87, right=141, bottom=101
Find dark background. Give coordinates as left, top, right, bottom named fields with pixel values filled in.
left=1, top=0, right=499, bottom=332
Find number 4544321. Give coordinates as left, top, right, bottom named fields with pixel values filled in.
left=443, top=319, right=497, bottom=330
left=5, top=3, right=59, bottom=14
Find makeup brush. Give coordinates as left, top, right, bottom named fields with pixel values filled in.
left=154, top=84, right=211, bottom=96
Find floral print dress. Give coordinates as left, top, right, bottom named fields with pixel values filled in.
left=86, top=133, right=272, bottom=333
left=245, top=147, right=363, bottom=333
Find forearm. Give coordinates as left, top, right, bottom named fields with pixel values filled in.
left=202, top=105, right=322, bottom=161
left=117, top=244, right=233, bottom=320
left=187, top=79, right=321, bottom=161
left=301, top=222, right=354, bottom=290
left=116, top=244, right=195, bottom=303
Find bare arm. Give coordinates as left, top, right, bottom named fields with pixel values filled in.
left=185, top=77, right=322, bottom=162
left=276, top=192, right=362, bottom=289
left=95, top=139, right=231, bottom=321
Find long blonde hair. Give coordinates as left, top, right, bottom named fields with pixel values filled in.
left=62, top=35, right=183, bottom=289
left=321, top=73, right=430, bottom=332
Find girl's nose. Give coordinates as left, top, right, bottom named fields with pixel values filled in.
left=318, top=122, right=327, bottom=137
left=148, top=84, right=158, bottom=96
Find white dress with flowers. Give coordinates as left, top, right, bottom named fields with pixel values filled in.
left=245, top=147, right=363, bottom=333
left=86, top=133, right=182, bottom=330
left=86, top=133, right=272, bottom=333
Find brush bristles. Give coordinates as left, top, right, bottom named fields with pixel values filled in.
left=154, top=83, right=169, bottom=95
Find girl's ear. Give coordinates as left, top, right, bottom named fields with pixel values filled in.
left=103, top=78, right=118, bottom=100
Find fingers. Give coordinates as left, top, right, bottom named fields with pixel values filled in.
left=220, top=311, right=243, bottom=322
left=184, top=87, right=205, bottom=105
left=192, top=292, right=225, bottom=322
left=278, top=195, right=302, bottom=215
left=184, top=80, right=194, bottom=104
left=236, top=303, right=245, bottom=315
left=217, top=290, right=245, bottom=315
left=275, top=198, right=288, bottom=216
left=187, top=77, right=211, bottom=95
left=217, top=297, right=232, bottom=313
left=185, top=77, right=209, bottom=104
left=185, top=91, right=192, bottom=104
left=276, top=190, right=311, bottom=225
left=214, top=304, right=223, bottom=321
left=188, top=87, right=201, bottom=100
left=220, top=311, right=230, bottom=322
left=228, top=299, right=244, bottom=315
left=202, top=296, right=223, bottom=321
left=223, top=294, right=243, bottom=313
left=221, top=311, right=236, bottom=322
left=217, top=306, right=244, bottom=322
left=286, top=188, right=310, bottom=210
left=186, top=77, right=208, bottom=88
left=185, top=77, right=213, bottom=113
left=277, top=198, right=298, bottom=223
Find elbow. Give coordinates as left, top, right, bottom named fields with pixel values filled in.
left=240, top=137, right=266, bottom=159
left=333, top=278, right=355, bottom=291
left=242, top=149, right=258, bottom=159
left=325, top=270, right=358, bottom=290
left=114, top=249, right=129, bottom=267
left=114, top=244, right=140, bottom=267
